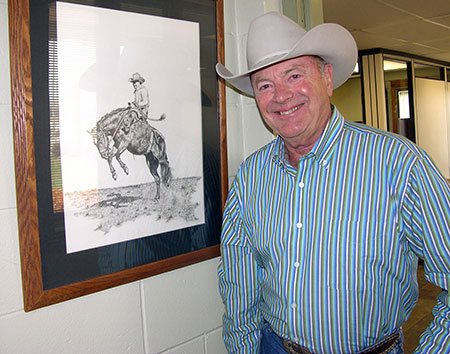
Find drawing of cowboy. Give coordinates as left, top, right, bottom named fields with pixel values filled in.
left=128, top=72, right=149, bottom=120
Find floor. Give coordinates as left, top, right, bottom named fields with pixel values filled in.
left=402, top=263, right=442, bottom=354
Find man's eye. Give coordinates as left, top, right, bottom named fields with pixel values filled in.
left=291, top=73, right=301, bottom=80
left=258, top=83, right=271, bottom=91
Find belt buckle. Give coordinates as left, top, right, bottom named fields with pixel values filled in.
left=282, top=339, right=313, bottom=354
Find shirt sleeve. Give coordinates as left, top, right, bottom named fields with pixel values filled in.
left=217, top=174, right=263, bottom=353
left=401, top=151, right=450, bottom=353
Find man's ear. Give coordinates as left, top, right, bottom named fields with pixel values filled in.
left=324, top=63, right=334, bottom=96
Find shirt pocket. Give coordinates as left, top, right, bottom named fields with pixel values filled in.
left=322, top=219, right=398, bottom=291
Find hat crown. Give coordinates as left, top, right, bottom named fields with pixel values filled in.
left=129, top=72, right=145, bottom=83
left=247, top=12, right=306, bottom=70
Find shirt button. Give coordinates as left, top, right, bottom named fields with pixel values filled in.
left=298, top=182, right=304, bottom=188
left=291, top=303, right=297, bottom=309
left=294, top=262, right=300, bottom=268
left=296, top=222, right=303, bottom=229
left=322, top=160, right=328, bottom=167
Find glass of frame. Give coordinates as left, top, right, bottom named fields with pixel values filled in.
left=9, top=0, right=227, bottom=311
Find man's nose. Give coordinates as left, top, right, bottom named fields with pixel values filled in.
left=273, top=85, right=293, bottom=103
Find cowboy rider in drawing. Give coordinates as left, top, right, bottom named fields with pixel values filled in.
left=128, top=72, right=149, bottom=120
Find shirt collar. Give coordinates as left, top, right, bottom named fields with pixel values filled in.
left=134, top=85, right=145, bottom=93
left=272, top=105, right=344, bottom=167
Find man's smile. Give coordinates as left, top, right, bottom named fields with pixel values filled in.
left=276, top=104, right=303, bottom=116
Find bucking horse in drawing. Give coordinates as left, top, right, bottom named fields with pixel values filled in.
left=88, top=106, right=171, bottom=200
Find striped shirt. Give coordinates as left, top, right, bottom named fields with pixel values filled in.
left=218, top=107, right=450, bottom=353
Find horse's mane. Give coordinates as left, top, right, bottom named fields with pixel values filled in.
left=100, top=107, right=126, bottom=120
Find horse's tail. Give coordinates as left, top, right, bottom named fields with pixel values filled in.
left=152, top=129, right=171, bottom=186
left=147, top=113, right=166, bottom=122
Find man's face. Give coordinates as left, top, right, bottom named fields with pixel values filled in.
left=133, top=81, right=141, bottom=89
left=251, top=56, right=334, bottom=149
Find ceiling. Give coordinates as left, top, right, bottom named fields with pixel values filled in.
left=323, top=0, right=450, bottom=64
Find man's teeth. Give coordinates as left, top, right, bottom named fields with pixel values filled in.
left=279, top=105, right=300, bottom=115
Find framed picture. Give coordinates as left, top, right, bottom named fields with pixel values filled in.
left=9, top=0, right=227, bottom=311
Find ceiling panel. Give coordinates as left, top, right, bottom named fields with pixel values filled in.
left=322, top=0, right=415, bottom=30
left=389, top=42, right=443, bottom=56
left=429, top=15, right=450, bottom=28
left=349, top=31, right=406, bottom=50
left=428, top=52, right=450, bottom=62
left=424, top=37, right=450, bottom=51
left=379, top=0, right=450, bottom=19
left=323, top=0, right=450, bottom=64
left=366, top=19, right=450, bottom=42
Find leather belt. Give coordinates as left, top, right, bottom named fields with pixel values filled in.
left=282, top=340, right=313, bottom=354
left=282, top=331, right=400, bottom=354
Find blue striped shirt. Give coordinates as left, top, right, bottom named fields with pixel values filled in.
left=218, top=107, right=450, bottom=353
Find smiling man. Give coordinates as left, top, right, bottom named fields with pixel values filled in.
left=216, top=11, right=450, bottom=354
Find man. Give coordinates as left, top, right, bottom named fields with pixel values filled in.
left=216, top=11, right=450, bottom=354
left=128, top=72, right=150, bottom=119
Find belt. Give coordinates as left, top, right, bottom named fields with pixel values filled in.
left=282, top=331, right=400, bottom=354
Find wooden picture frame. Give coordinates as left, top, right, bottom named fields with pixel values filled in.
left=9, top=0, right=227, bottom=311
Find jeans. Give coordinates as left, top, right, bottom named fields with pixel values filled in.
left=260, top=322, right=288, bottom=354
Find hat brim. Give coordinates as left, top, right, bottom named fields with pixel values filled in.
left=129, top=78, right=145, bottom=83
left=216, top=23, right=357, bottom=97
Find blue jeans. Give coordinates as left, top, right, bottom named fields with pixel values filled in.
left=260, top=322, right=288, bottom=354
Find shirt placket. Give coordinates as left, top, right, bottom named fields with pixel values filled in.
left=286, top=156, right=311, bottom=343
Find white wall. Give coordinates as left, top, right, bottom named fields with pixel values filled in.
left=331, top=77, right=363, bottom=123
left=223, top=0, right=279, bottom=182
left=0, top=0, right=274, bottom=353
left=415, top=78, right=450, bottom=179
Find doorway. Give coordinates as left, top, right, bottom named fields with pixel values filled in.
left=384, top=59, right=416, bottom=142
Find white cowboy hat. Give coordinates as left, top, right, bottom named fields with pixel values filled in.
left=216, top=11, right=358, bottom=96
left=128, top=72, right=145, bottom=83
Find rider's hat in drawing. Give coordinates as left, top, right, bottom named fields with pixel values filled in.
left=128, top=72, right=145, bottom=83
